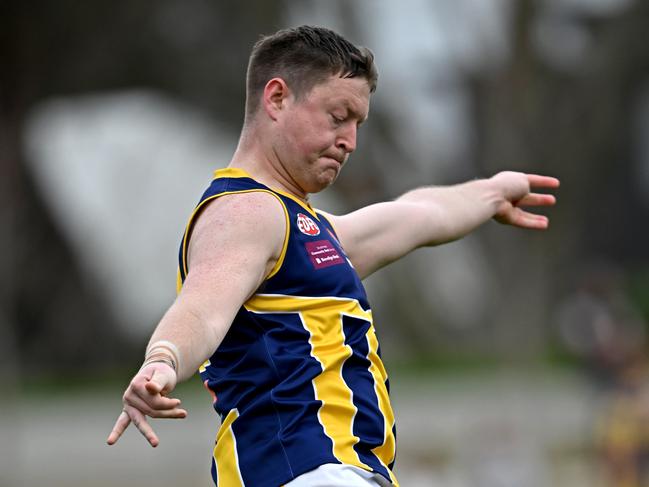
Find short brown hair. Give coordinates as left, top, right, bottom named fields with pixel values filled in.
left=245, top=25, right=378, bottom=119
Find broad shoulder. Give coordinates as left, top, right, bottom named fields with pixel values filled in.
left=194, top=189, right=286, bottom=230
left=188, top=190, right=287, bottom=268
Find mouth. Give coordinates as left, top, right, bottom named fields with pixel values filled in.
left=323, top=155, right=345, bottom=166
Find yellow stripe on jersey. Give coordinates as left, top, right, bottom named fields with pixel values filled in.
left=176, top=268, right=183, bottom=294
left=213, top=167, right=251, bottom=179
left=366, top=326, right=399, bottom=486
left=272, top=188, right=319, bottom=219
left=212, top=167, right=319, bottom=219
left=245, top=294, right=394, bottom=472
left=307, top=311, right=366, bottom=469
left=199, top=359, right=211, bottom=373
left=315, top=211, right=341, bottom=240
left=214, top=409, right=244, bottom=487
left=179, top=189, right=290, bottom=284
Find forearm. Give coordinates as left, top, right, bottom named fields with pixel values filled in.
left=398, top=177, right=505, bottom=245
left=325, top=171, right=553, bottom=279
left=146, top=297, right=232, bottom=382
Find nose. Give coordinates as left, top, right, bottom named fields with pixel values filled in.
left=336, top=123, right=357, bottom=154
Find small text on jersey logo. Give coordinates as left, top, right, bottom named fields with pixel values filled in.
left=297, top=213, right=320, bottom=236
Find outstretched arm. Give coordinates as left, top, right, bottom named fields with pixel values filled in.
left=324, top=171, right=559, bottom=279
left=106, top=191, right=286, bottom=447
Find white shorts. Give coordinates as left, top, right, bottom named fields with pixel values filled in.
left=284, top=463, right=393, bottom=487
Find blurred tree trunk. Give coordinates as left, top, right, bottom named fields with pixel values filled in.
left=469, top=0, right=649, bottom=357
left=0, top=75, right=125, bottom=375
left=1, top=0, right=285, bottom=373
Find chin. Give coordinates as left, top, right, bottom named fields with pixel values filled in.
left=320, top=170, right=340, bottom=188
left=305, top=176, right=336, bottom=194
left=301, top=163, right=340, bottom=194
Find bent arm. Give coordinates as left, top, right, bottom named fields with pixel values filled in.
left=326, top=171, right=559, bottom=279
left=107, top=191, right=286, bottom=446
left=153, top=190, right=286, bottom=379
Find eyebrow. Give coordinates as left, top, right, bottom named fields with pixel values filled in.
left=342, top=100, right=368, bottom=125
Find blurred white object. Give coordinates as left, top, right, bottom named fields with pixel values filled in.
left=25, top=90, right=236, bottom=338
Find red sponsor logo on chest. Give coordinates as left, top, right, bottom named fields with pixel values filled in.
left=297, top=213, right=320, bottom=236
left=305, top=240, right=345, bottom=269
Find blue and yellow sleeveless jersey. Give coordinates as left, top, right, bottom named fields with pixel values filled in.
left=177, top=168, right=398, bottom=487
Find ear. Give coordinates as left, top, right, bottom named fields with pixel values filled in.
left=262, top=78, right=290, bottom=121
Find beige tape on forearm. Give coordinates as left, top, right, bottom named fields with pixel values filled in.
left=141, top=353, right=177, bottom=373
left=145, top=340, right=181, bottom=373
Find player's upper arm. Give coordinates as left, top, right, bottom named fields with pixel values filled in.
left=179, top=191, right=287, bottom=335
left=321, top=201, right=436, bottom=279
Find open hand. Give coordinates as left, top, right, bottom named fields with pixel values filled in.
left=106, top=362, right=187, bottom=447
left=492, top=172, right=560, bottom=229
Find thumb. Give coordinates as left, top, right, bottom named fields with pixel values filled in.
left=145, top=368, right=170, bottom=395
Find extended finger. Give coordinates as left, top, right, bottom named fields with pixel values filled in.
left=149, top=407, right=188, bottom=419
left=132, top=384, right=182, bottom=410
left=125, top=392, right=157, bottom=416
left=126, top=391, right=187, bottom=419
left=514, top=210, right=549, bottom=229
left=107, top=410, right=131, bottom=445
left=516, top=193, right=556, bottom=207
left=124, top=405, right=160, bottom=447
left=527, top=174, right=560, bottom=189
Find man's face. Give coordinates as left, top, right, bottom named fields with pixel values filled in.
left=274, top=75, right=371, bottom=195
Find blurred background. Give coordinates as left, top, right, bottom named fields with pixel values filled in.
left=2, top=0, right=649, bottom=485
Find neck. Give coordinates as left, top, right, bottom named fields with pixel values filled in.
left=230, top=125, right=308, bottom=201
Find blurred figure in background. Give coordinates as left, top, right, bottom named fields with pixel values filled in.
left=556, top=261, right=646, bottom=390
left=597, top=353, right=649, bottom=487
left=556, top=261, right=649, bottom=487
